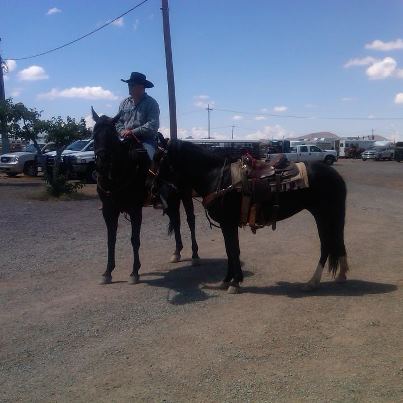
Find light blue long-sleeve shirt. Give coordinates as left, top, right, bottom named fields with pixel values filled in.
left=115, top=93, right=160, bottom=146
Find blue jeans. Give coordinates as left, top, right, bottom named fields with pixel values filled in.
left=142, top=142, right=156, bottom=161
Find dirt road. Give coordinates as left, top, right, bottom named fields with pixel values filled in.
left=1, top=160, right=402, bottom=402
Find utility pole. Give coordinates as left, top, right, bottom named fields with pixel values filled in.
left=231, top=125, right=235, bottom=140
left=206, top=104, right=213, bottom=139
left=371, top=128, right=374, bottom=140
left=161, top=0, right=177, bottom=140
left=0, top=38, right=10, bottom=154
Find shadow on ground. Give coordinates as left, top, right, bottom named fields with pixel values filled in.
left=243, top=279, right=398, bottom=298
left=141, top=258, right=253, bottom=305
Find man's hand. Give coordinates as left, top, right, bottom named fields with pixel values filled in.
left=121, top=129, right=139, bottom=142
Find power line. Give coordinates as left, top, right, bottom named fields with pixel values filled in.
left=4, top=0, right=150, bottom=61
left=214, top=107, right=403, bottom=121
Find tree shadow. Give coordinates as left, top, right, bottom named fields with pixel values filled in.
left=141, top=258, right=253, bottom=305
left=243, top=279, right=398, bottom=298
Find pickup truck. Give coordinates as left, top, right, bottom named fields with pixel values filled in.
left=0, top=143, right=55, bottom=177
left=266, top=144, right=338, bottom=165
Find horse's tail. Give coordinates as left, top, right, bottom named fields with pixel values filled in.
left=327, top=172, right=349, bottom=277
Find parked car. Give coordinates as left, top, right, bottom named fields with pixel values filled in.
left=45, top=139, right=94, bottom=179
left=64, top=146, right=97, bottom=183
left=0, top=143, right=55, bottom=177
left=394, top=142, right=403, bottom=162
left=361, top=147, right=394, bottom=161
left=267, top=144, right=338, bottom=165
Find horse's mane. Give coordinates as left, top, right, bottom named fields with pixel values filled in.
left=168, top=140, right=224, bottom=173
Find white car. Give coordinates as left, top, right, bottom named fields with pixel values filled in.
left=0, top=143, right=55, bottom=177
left=361, top=147, right=394, bottom=161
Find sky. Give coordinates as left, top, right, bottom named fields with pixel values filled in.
left=1, top=0, right=403, bottom=141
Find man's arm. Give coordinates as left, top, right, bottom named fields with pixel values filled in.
left=115, top=100, right=126, bottom=135
left=132, top=100, right=160, bottom=140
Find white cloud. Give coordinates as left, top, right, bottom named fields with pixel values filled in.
left=365, top=39, right=403, bottom=51
left=395, top=93, right=403, bottom=104
left=254, top=116, right=266, bottom=121
left=84, top=114, right=96, bottom=129
left=10, top=88, right=21, bottom=97
left=133, top=19, right=140, bottom=30
left=344, top=56, right=378, bottom=68
left=245, top=124, right=291, bottom=140
left=232, top=115, right=243, bottom=121
left=18, top=65, right=49, bottom=81
left=111, top=17, right=124, bottom=27
left=193, top=95, right=215, bottom=108
left=38, top=86, right=118, bottom=100
left=260, top=108, right=269, bottom=113
left=4, top=60, right=17, bottom=73
left=341, top=97, right=354, bottom=102
left=366, top=57, right=397, bottom=79
left=3, top=75, right=9, bottom=81
left=46, top=7, right=61, bottom=15
left=273, top=105, right=288, bottom=112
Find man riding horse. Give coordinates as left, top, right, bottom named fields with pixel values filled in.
left=117, top=71, right=160, bottom=161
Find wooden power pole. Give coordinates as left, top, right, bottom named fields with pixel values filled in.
left=0, top=38, right=10, bottom=154
left=161, top=0, right=177, bottom=140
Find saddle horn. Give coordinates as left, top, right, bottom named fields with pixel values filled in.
left=91, top=106, right=100, bottom=122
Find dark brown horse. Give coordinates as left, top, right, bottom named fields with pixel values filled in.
left=92, top=110, right=200, bottom=284
left=153, top=140, right=349, bottom=294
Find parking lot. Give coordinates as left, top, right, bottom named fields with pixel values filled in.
left=1, top=159, right=403, bottom=402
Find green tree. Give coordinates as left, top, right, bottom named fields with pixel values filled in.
left=0, top=98, right=20, bottom=153
left=12, top=103, right=47, bottom=154
left=44, top=116, right=90, bottom=196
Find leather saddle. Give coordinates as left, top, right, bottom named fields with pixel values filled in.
left=243, top=154, right=299, bottom=180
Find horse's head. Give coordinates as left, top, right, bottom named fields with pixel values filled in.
left=91, top=107, right=122, bottom=179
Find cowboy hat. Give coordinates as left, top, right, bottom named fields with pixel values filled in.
left=121, top=72, right=154, bottom=88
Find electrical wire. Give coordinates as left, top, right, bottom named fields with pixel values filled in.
left=4, top=0, right=150, bottom=61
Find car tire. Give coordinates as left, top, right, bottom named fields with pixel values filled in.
left=23, top=161, right=38, bottom=177
left=324, top=156, right=335, bottom=165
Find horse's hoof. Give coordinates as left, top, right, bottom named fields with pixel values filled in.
left=128, top=274, right=140, bottom=284
left=191, top=257, right=201, bottom=266
left=100, top=275, right=112, bottom=285
left=218, top=281, right=230, bottom=290
left=227, top=284, right=241, bottom=294
left=170, top=254, right=181, bottom=263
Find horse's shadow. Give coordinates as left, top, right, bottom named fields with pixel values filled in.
left=243, top=279, right=398, bottom=298
left=141, top=258, right=253, bottom=305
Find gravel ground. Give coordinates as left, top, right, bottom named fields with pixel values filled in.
left=0, top=159, right=402, bottom=402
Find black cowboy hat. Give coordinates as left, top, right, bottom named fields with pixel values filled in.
left=121, top=72, right=154, bottom=88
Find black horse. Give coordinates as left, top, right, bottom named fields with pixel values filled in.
left=154, top=140, right=349, bottom=294
left=92, top=108, right=150, bottom=284
left=92, top=110, right=200, bottom=284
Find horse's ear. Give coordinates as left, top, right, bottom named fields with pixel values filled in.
left=111, top=110, right=122, bottom=125
left=91, top=106, right=100, bottom=122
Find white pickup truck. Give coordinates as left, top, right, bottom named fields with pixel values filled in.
left=267, top=144, right=338, bottom=165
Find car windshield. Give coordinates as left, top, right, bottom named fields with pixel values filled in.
left=66, top=140, right=90, bottom=151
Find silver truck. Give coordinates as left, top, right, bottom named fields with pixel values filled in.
left=267, top=144, right=338, bottom=165
left=0, top=143, right=55, bottom=177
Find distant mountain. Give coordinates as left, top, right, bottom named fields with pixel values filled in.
left=288, top=132, right=389, bottom=141
left=289, top=132, right=339, bottom=140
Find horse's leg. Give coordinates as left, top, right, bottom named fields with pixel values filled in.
left=167, top=195, right=183, bottom=263
left=221, top=223, right=243, bottom=294
left=100, top=203, right=119, bottom=284
left=182, top=189, right=200, bottom=264
left=128, top=206, right=142, bottom=284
